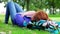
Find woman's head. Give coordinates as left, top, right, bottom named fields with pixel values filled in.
left=32, top=10, right=49, bottom=22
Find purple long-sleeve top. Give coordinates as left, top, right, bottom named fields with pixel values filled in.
left=13, top=11, right=36, bottom=27
left=13, top=14, right=31, bottom=27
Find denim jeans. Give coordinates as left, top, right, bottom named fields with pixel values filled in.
left=5, top=1, right=24, bottom=24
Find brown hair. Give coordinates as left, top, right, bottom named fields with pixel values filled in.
left=32, top=10, right=49, bottom=21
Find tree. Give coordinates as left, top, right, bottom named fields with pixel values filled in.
left=26, top=0, right=30, bottom=11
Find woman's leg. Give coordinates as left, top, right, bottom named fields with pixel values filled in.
left=5, top=3, right=10, bottom=24
left=5, top=1, right=17, bottom=24
left=14, top=3, right=24, bottom=13
left=8, top=1, right=16, bottom=20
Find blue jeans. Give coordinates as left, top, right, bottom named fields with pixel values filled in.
left=5, top=1, right=24, bottom=24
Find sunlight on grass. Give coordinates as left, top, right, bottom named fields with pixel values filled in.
left=50, top=17, right=60, bottom=22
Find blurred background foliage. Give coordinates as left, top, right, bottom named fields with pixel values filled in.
left=0, top=0, right=60, bottom=16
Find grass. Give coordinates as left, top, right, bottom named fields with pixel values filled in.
left=49, top=14, right=60, bottom=17
left=0, top=14, right=60, bottom=34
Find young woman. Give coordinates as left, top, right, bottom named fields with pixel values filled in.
left=5, top=1, right=36, bottom=27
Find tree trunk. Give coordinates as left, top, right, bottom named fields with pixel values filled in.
left=52, top=0, right=56, bottom=14
left=49, top=7, right=52, bottom=14
left=52, top=7, right=55, bottom=14
left=27, top=0, right=30, bottom=11
left=59, top=8, right=60, bottom=14
left=22, top=0, right=25, bottom=10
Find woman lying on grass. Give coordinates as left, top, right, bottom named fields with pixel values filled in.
left=5, top=0, right=60, bottom=32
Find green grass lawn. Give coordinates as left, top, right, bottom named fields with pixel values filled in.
left=0, top=14, right=60, bottom=34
